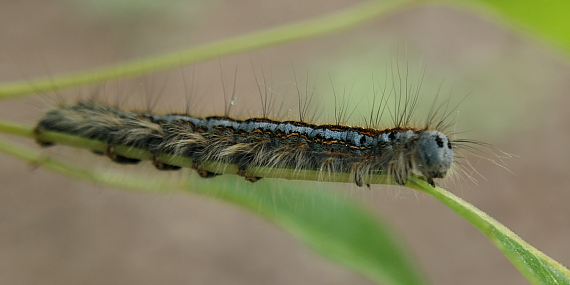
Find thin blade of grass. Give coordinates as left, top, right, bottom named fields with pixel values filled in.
left=0, top=0, right=413, bottom=100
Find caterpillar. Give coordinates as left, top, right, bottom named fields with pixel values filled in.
left=34, top=84, right=463, bottom=187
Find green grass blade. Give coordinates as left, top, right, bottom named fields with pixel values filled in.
left=0, top=0, right=413, bottom=100
left=0, top=122, right=426, bottom=285
left=407, top=178, right=570, bottom=285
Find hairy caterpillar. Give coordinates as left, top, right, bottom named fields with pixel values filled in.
left=33, top=70, right=473, bottom=188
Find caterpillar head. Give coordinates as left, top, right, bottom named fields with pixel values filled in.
left=415, top=130, right=454, bottom=186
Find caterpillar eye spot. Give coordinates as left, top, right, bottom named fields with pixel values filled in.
left=435, top=135, right=444, bottom=148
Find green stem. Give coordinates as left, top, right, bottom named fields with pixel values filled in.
left=0, top=0, right=414, bottom=100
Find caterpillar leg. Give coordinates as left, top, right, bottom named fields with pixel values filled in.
left=237, top=169, right=262, bottom=183
left=105, top=144, right=140, bottom=164
left=152, top=155, right=181, bottom=171
left=352, top=165, right=371, bottom=187
left=192, top=162, right=220, bottom=178
left=33, top=125, right=55, bottom=147
left=236, top=157, right=262, bottom=182
left=353, top=171, right=365, bottom=187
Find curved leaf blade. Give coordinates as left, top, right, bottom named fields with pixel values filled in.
left=408, top=178, right=570, bottom=285
left=448, top=0, right=570, bottom=55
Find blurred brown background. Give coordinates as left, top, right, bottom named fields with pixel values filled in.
left=1, top=0, right=569, bottom=284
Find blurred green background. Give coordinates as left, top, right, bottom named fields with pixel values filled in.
left=1, top=0, right=569, bottom=284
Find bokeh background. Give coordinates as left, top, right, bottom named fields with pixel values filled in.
left=1, top=0, right=569, bottom=284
